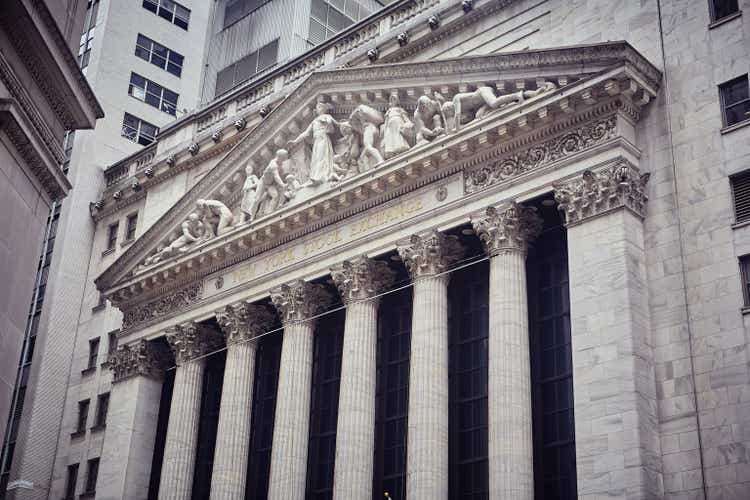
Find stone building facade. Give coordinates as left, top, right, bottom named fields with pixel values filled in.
left=6, top=0, right=750, bottom=499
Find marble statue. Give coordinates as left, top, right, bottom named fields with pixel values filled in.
left=333, top=120, right=360, bottom=179
left=252, top=149, right=288, bottom=217
left=287, top=102, right=339, bottom=186
left=414, top=93, right=446, bottom=145
left=240, top=166, right=260, bottom=223
left=381, top=93, right=413, bottom=159
left=283, top=173, right=302, bottom=201
left=349, top=104, right=384, bottom=171
left=145, top=213, right=205, bottom=265
left=196, top=199, right=235, bottom=237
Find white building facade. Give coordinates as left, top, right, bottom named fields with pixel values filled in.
left=6, top=0, right=750, bottom=499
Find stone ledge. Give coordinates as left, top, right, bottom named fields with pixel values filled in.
left=708, top=10, right=742, bottom=29
left=720, top=118, right=750, bottom=135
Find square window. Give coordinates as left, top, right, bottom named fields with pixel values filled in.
left=720, top=74, right=750, bottom=127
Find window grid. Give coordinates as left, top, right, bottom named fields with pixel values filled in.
left=135, top=34, right=184, bottom=77
left=373, top=286, right=412, bottom=500
left=309, top=0, right=370, bottom=45
left=709, top=0, right=740, bottom=21
left=246, top=331, right=282, bottom=500
left=214, top=39, right=279, bottom=97
left=529, top=223, right=577, bottom=500
left=129, top=73, right=179, bottom=116
left=719, top=74, right=750, bottom=127
left=106, top=222, right=118, bottom=250
left=223, top=0, right=272, bottom=28
left=126, top=213, right=139, bottom=241
left=122, top=113, right=159, bottom=146
left=143, top=0, right=191, bottom=29
left=87, top=338, right=99, bottom=369
left=305, top=309, right=345, bottom=500
left=84, top=458, right=99, bottom=494
left=448, top=261, right=489, bottom=500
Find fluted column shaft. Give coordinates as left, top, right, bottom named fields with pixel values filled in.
left=209, top=341, right=257, bottom=499
left=158, top=358, right=206, bottom=500
left=267, top=320, right=315, bottom=500
left=407, top=274, right=450, bottom=500
left=488, top=250, right=533, bottom=498
left=472, top=202, right=541, bottom=500
left=210, top=303, right=275, bottom=500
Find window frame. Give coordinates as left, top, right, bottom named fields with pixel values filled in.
left=214, top=39, right=278, bottom=97
left=709, top=0, right=740, bottom=22
left=64, top=463, right=79, bottom=500
left=719, top=74, right=750, bottom=128
left=125, top=212, right=139, bottom=241
left=83, top=457, right=99, bottom=495
left=106, top=222, right=118, bottom=251
left=134, top=34, right=184, bottom=77
left=87, top=338, right=100, bottom=370
left=740, top=255, right=750, bottom=307
left=121, top=112, right=159, bottom=146
left=76, top=399, right=90, bottom=435
left=94, top=393, right=109, bottom=429
left=143, top=0, right=191, bottom=30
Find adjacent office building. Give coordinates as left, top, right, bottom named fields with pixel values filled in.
left=5, top=0, right=750, bottom=499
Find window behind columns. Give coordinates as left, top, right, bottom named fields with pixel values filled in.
left=191, top=350, right=226, bottom=499
left=147, top=363, right=175, bottom=500
left=305, top=309, right=345, bottom=499
left=448, top=259, right=489, bottom=500
left=373, top=286, right=412, bottom=500
left=246, top=330, right=283, bottom=500
left=526, top=199, right=577, bottom=500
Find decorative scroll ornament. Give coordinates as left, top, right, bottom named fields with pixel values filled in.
left=465, top=116, right=617, bottom=193
left=330, top=256, right=396, bottom=304
left=471, top=202, right=543, bottom=256
left=397, top=230, right=463, bottom=280
left=215, top=302, right=276, bottom=344
left=109, top=339, right=170, bottom=383
left=270, top=280, right=334, bottom=324
left=122, top=282, right=203, bottom=330
left=165, top=322, right=222, bottom=365
left=553, top=161, right=650, bottom=226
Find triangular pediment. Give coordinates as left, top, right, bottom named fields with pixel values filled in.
left=96, top=41, right=661, bottom=304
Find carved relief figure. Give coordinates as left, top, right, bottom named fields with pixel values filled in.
left=252, top=149, right=288, bottom=217
left=381, top=92, right=413, bottom=159
left=349, top=104, right=384, bottom=171
left=287, top=102, right=339, bottom=186
left=197, top=199, right=234, bottom=237
left=332, top=120, right=360, bottom=179
left=414, top=93, right=446, bottom=145
left=145, top=213, right=205, bottom=265
left=240, top=166, right=260, bottom=223
left=283, top=173, right=302, bottom=201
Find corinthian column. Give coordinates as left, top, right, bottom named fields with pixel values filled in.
left=98, top=340, right=169, bottom=500
left=267, top=280, right=333, bottom=500
left=159, top=322, right=222, bottom=500
left=397, top=230, right=462, bottom=500
left=210, top=302, right=276, bottom=499
left=330, top=257, right=395, bottom=500
left=472, top=202, right=542, bottom=500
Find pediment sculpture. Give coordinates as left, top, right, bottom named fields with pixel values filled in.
left=139, top=80, right=558, bottom=269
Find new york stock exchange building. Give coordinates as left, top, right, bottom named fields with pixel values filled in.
left=49, top=1, right=747, bottom=499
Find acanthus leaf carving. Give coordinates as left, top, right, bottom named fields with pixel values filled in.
left=109, top=339, right=170, bottom=383
left=330, top=256, right=396, bottom=304
left=122, top=282, right=203, bottom=331
left=270, top=280, right=334, bottom=324
left=165, top=321, right=223, bottom=365
left=215, top=302, right=276, bottom=344
left=471, top=202, right=542, bottom=257
left=397, top=230, right=463, bottom=280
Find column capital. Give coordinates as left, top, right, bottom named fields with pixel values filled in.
left=553, top=160, right=650, bottom=226
left=396, top=229, right=463, bottom=280
left=165, top=322, right=222, bottom=365
left=215, top=302, right=276, bottom=344
left=270, top=279, right=334, bottom=324
left=471, top=202, right=542, bottom=257
left=330, top=256, right=396, bottom=304
left=109, top=339, right=170, bottom=383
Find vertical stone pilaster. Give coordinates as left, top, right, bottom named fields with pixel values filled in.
left=97, top=340, right=169, bottom=500
left=159, top=322, right=222, bottom=500
left=554, top=163, right=662, bottom=498
left=472, top=202, right=542, bottom=500
left=267, top=280, right=333, bottom=500
left=209, top=303, right=276, bottom=500
left=330, top=257, right=395, bottom=500
left=397, top=230, right=462, bottom=500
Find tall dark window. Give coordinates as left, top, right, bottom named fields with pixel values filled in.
left=107, top=330, right=119, bottom=358
left=64, top=463, right=79, bottom=499
left=106, top=222, right=119, bottom=250
left=191, top=351, right=226, bottom=499
left=373, top=286, right=412, bottom=500
left=719, top=74, right=750, bottom=127
left=94, top=393, right=109, bottom=429
left=448, top=260, right=489, bottom=500
left=246, top=331, right=282, bottom=500
left=83, top=457, right=99, bottom=495
left=87, top=338, right=99, bottom=369
left=739, top=255, right=750, bottom=306
left=527, top=201, right=576, bottom=500
left=125, top=213, right=139, bottom=241
left=305, top=309, right=345, bottom=500
left=76, top=400, right=90, bottom=435
left=709, top=0, right=739, bottom=21
left=148, top=364, right=175, bottom=500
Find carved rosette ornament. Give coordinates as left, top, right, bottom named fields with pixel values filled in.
left=270, top=280, right=334, bottom=325
left=215, top=302, right=276, bottom=344
left=330, top=256, right=396, bottom=304
left=109, top=339, right=169, bottom=383
left=397, top=230, right=463, bottom=280
left=471, top=202, right=543, bottom=257
left=554, top=161, right=650, bottom=226
left=165, top=322, right=222, bottom=365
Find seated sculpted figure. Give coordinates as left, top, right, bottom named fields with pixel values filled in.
left=145, top=213, right=205, bottom=265
left=349, top=104, right=384, bottom=171
left=251, top=149, right=288, bottom=218
left=196, top=198, right=234, bottom=237
left=414, top=93, right=446, bottom=145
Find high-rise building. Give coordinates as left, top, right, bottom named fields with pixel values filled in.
left=0, top=0, right=102, bottom=480
left=7, top=0, right=750, bottom=499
